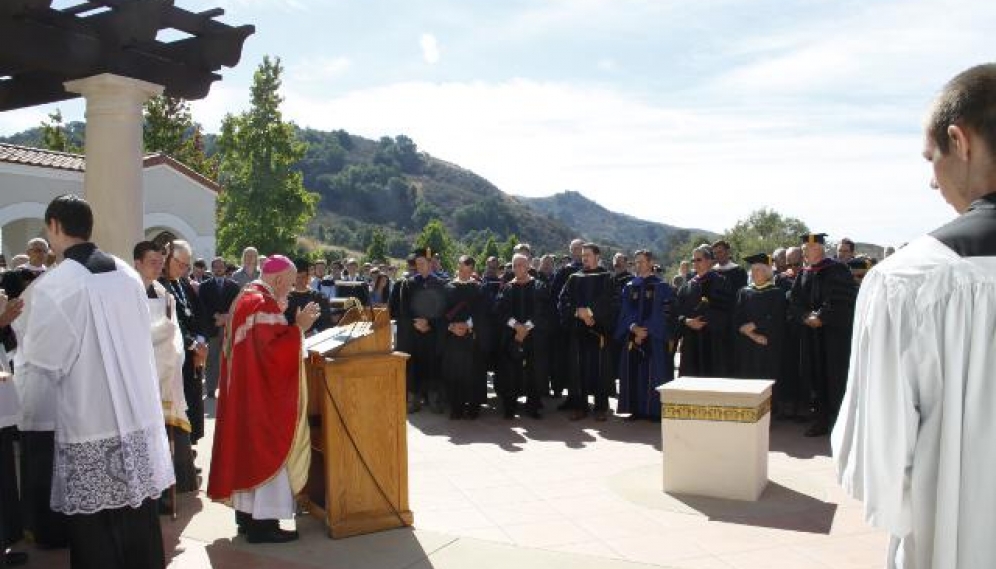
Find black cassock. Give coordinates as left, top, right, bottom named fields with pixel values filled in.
left=774, top=271, right=805, bottom=410
left=789, top=258, right=857, bottom=423
left=390, top=273, right=447, bottom=402
left=284, top=289, right=333, bottom=335
left=494, top=278, right=552, bottom=413
left=548, top=261, right=581, bottom=396
left=558, top=268, right=617, bottom=412
left=733, top=283, right=786, bottom=381
left=442, top=280, right=489, bottom=414
left=671, top=271, right=735, bottom=377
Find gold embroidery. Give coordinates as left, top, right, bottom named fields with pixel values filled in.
left=663, top=398, right=771, bottom=423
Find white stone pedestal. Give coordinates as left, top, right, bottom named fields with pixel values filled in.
left=658, top=377, right=774, bottom=501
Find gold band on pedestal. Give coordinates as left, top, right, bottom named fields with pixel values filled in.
left=663, top=397, right=771, bottom=423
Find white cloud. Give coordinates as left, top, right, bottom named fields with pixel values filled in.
left=420, top=33, right=440, bottom=65
left=288, top=56, right=352, bottom=83
left=597, top=57, right=616, bottom=71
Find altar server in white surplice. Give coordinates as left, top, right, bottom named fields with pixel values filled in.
left=18, top=195, right=174, bottom=569
left=832, top=63, right=996, bottom=569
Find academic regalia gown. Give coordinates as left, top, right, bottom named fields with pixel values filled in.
left=775, top=270, right=805, bottom=410
left=615, top=275, right=673, bottom=419
left=833, top=193, right=996, bottom=569
left=284, top=289, right=333, bottom=335
left=733, top=283, right=786, bottom=381
left=672, top=271, right=735, bottom=377
left=442, top=280, right=488, bottom=413
left=789, top=258, right=856, bottom=424
left=548, top=261, right=581, bottom=396
left=558, top=267, right=617, bottom=412
left=494, top=278, right=552, bottom=412
left=391, top=273, right=447, bottom=403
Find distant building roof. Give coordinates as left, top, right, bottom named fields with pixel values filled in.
left=0, top=142, right=220, bottom=192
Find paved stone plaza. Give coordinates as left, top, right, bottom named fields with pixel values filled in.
left=25, top=396, right=886, bottom=569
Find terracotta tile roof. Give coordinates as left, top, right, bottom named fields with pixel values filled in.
left=0, top=142, right=85, bottom=171
left=0, top=142, right=220, bottom=192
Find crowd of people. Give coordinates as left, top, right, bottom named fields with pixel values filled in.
left=0, top=62, right=993, bottom=569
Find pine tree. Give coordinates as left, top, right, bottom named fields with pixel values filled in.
left=215, top=56, right=318, bottom=257
left=366, top=228, right=388, bottom=263
left=143, top=95, right=217, bottom=179
left=415, top=220, right=455, bottom=273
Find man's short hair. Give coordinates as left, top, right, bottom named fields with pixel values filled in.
left=459, top=255, right=476, bottom=267
left=839, top=238, right=856, bottom=252
left=582, top=242, right=600, bottom=256
left=168, top=240, right=193, bottom=259
left=634, top=249, right=654, bottom=261
left=26, top=238, right=49, bottom=253
left=193, top=258, right=207, bottom=270
left=44, top=194, right=92, bottom=240
left=711, top=239, right=731, bottom=250
left=694, top=244, right=715, bottom=260
left=133, top=240, right=162, bottom=261
left=928, top=63, right=996, bottom=157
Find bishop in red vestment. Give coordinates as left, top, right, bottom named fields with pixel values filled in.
left=207, top=255, right=320, bottom=544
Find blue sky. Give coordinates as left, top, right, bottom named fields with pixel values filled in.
left=3, top=0, right=993, bottom=247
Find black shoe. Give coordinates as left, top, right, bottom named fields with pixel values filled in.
left=465, top=407, right=479, bottom=420
left=236, top=511, right=251, bottom=534
left=569, top=409, right=588, bottom=421
left=503, top=407, right=515, bottom=420
left=4, top=550, right=29, bottom=567
left=449, top=409, right=463, bottom=420
left=804, top=422, right=829, bottom=437
left=556, top=400, right=572, bottom=411
left=593, top=410, right=608, bottom=422
left=246, top=527, right=299, bottom=544
left=527, top=408, right=542, bottom=419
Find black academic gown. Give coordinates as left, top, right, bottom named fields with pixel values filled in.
left=733, top=283, right=786, bottom=381
left=775, top=271, right=805, bottom=408
left=494, top=278, right=552, bottom=412
left=672, top=271, right=735, bottom=377
left=548, top=261, right=581, bottom=396
left=391, top=273, right=447, bottom=401
left=789, top=258, right=857, bottom=423
left=558, top=267, right=617, bottom=412
left=442, top=280, right=489, bottom=413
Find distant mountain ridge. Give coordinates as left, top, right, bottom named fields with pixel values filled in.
left=520, top=190, right=717, bottom=258
left=1, top=125, right=710, bottom=259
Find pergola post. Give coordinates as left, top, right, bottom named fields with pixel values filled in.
left=65, top=73, right=163, bottom=261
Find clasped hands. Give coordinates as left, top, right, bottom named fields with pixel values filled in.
left=413, top=317, right=431, bottom=333
left=630, top=324, right=648, bottom=345
left=575, top=307, right=596, bottom=328
left=738, top=322, right=768, bottom=346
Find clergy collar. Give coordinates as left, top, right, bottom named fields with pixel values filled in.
left=581, top=266, right=607, bottom=274
left=750, top=281, right=776, bottom=290
left=63, top=242, right=96, bottom=264
left=714, top=261, right=739, bottom=271
left=968, top=192, right=996, bottom=211
left=691, top=270, right=716, bottom=283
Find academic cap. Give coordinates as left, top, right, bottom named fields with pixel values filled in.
left=800, top=233, right=828, bottom=245
left=743, top=253, right=772, bottom=266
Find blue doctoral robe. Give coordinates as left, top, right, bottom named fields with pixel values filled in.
left=615, top=275, right=674, bottom=418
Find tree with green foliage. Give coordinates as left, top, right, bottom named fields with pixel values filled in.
left=723, top=209, right=809, bottom=261
left=499, top=234, right=519, bottom=263
left=415, top=220, right=456, bottom=273
left=482, top=235, right=501, bottom=260
left=215, top=56, right=318, bottom=257
left=40, top=109, right=80, bottom=153
left=411, top=196, right=443, bottom=229
left=143, top=95, right=217, bottom=179
left=366, top=228, right=388, bottom=263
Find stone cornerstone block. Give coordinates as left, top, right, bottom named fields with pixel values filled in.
left=658, top=377, right=774, bottom=501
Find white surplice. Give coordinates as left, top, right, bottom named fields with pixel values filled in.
left=832, top=235, right=996, bottom=569
left=17, top=255, right=174, bottom=515
left=147, top=281, right=189, bottom=430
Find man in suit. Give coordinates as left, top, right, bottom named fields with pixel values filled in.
left=161, top=240, right=208, bottom=444
left=200, top=256, right=241, bottom=399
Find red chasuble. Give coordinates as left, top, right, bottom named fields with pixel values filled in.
left=207, top=281, right=305, bottom=500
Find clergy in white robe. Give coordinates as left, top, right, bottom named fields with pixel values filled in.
left=832, top=63, right=996, bottom=569
left=18, top=195, right=174, bottom=569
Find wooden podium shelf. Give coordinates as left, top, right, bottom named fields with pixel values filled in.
left=303, top=307, right=413, bottom=538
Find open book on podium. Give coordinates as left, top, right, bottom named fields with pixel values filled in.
left=301, top=305, right=413, bottom=538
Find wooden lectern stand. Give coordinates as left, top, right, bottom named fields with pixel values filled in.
left=302, top=306, right=414, bottom=538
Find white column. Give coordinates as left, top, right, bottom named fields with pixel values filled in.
left=65, top=74, right=163, bottom=261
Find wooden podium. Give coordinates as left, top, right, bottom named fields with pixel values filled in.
left=302, top=306, right=414, bottom=538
